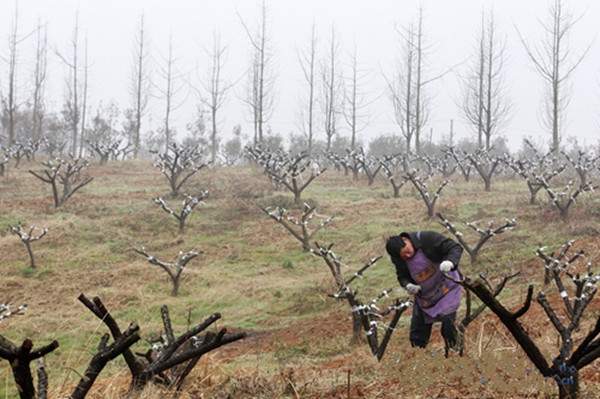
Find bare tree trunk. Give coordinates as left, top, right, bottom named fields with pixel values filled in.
left=25, top=242, right=36, bottom=268
left=484, top=17, right=494, bottom=151
left=405, top=31, right=414, bottom=156
left=298, top=23, right=317, bottom=154
left=164, top=36, right=174, bottom=152
left=5, top=4, right=19, bottom=146
left=56, top=13, right=81, bottom=154
left=171, top=276, right=180, bottom=296
left=251, top=55, right=259, bottom=145
left=461, top=10, right=510, bottom=150
left=131, top=14, right=149, bottom=159
left=557, top=374, right=578, bottom=399
left=385, top=21, right=417, bottom=155
left=71, top=16, right=80, bottom=154
left=199, top=32, right=230, bottom=164
left=78, top=36, right=89, bottom=158
left=349, top=58, right=357, bottom=150
left=414, top=7, right=423, bottom=155
left=349, top=302, right=365, bottom=345
left=32, top=20, right=48, bottom=143
left=153, top=34, right=185, bottom=153
left=257, top=2, right=266, bottom=143
left=321, top=25, right=341, bottom=152
left=210, top=99, right=217, bottom=162
left=343, top=45, right=370, bottom=151
left=328, top=27, right=336, bottom=151
left=0, top=336, right=59, bottom=399
left=240, top=1, right=274, bottom=146
left=477, top=12, right=485, bottom=149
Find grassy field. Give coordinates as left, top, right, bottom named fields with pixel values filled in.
left=1, top=159, right=600, bottom=398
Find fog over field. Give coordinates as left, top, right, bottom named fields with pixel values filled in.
left=1, top=0, right=600, bottom=150
left=4, top=2, right=600, bottom=398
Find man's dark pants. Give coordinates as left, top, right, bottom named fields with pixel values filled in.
left=409, top=302, right=457, bottom=348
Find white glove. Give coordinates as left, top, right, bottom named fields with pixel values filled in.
left=405, top=283, right=421, bottom=295
left=440, top=260, right=454, bottom=273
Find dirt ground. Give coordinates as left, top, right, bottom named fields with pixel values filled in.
left=1, top=160, right=600, bottom=398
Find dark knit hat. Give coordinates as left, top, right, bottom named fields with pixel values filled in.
left=385, top=235, right=406, bottom=258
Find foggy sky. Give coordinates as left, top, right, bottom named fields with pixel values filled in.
left=1, top=0, right=599, bottom=150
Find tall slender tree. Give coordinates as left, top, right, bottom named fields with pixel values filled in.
left=78, top=35, right=89, bottom=157
left=343, top=44, right=370, bottom=150
left=517, top=0, right=591, bottom=153
left=56, top=13, right=81, bottom=154
left=31, top=19, right=48, bottom=142
left=387, top=7, right=452, bottom=155
left=413, top=7, right=426, bottom=154
left=198, top=31, right=230, bottom=163
left=3, top=2, right=21, bottom=145
left=386, top=22, right=417, bottom=154
left=129, top=13, right=150, bottom=158
left=297, top=22, right=318, bottom=154
left=321, top=25, right=343, bottom=151
left=154, top=34, right=186, bottom=151
left=461, top=11, right=511, bottom=151
left=239, top=0, right=275, bottom=145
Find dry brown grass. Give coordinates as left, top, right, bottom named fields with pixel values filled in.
left=1, top=159, right=600, bottom=398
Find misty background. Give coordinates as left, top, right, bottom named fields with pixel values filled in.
left=1, top=0, right=599, bottom=152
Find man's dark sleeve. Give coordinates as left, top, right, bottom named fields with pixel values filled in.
left=391, top=257, right=412, bottom=287
left=423, top=231, right=463, bottom=269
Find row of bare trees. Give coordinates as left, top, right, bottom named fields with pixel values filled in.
left=0, top=126, right=238, bottom=398
left=1, top=1, right=594, bottom=159
left=0, top=7, right=230, bottom=162
left=1, top=8, right=48, bottom=147
left=388, top=0, right=588, bottom=156
left=247, top=140, right=597, bottom=222
left=322, top=143, right=598, bottom=220
left=246, top=146, right=326, bottom=204
left=8, top=143, right=209, bottom=292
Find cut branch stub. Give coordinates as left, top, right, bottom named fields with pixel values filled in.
left=10, top=224, right=48, bottom=269
left=262, top=150, right=326, bottom=203
left=311, top=241, right=411, bottom=360
left=437, top=213, right=516, bottom=264
left=70, top=323, right=141, bottom=399
left=153, top=142, right=209, bottom=197
left=0, top=303, right=28, bottom=322
left=134, top=247, right=201, bottom=296
left=404, top=170, right=449, bottom=218
left=457, top=240, right=600, bottom=399
left=534, top=175, right=596, bottom=220
left=380, top=155, right=407, bottom=198
left=87, top=138, right=132, bottom=164
left=0, top=335, right=59, bottom=399
left=466, top=149, right=501, bottom=192
left=562, top=150, right=599, bottom=186
left=153, top=190, right=208, bottom=234
left=445, top=271, right=520, bottom=357
left=261, top=204, right=333, bottom=252
left=503, top=153, right=565, bottom=204
left=77, top=294, right=246, bottom=391
left=28, top=157, right=94, bottom=207
left=347, top=147, right=383, bottom=185
left=444, top=146, right=472, bottom=182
